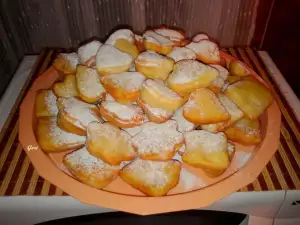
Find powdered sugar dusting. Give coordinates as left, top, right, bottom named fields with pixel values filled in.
left=77, top=67, right=105, bottom=98
left=184, top=130, right=227, bottom=153
left=78, top=40, right=102, bottom=64
left=61, top=52, right=79, bottom=69
left=105, top=29, right=134, bottom=45
left=96, top=44, right=133, bottom=68
left=154, top=28, right=184, bottom=42
left=45, top=90, right=59, bottom=115
left=179, top=168, right=207, bottom=191
left=167, top=47, right=196, bottom=62
left=136, top=50, right=165, bottom=62
left=210, top=64, right=229, bottom=80
left=192, top=33, right=209, bottom=42
left=143, top=102, right=172, bottom=118
left=60, top=97, right=101, bottom=129
left=172, top=107, right=196, bottom=132
left=143, top=30, right=173, bottom=45
left=186, top=40, right=220, bottom=62
left=102, top=101, right=143, bottom=120
left=102, top=72, right=145, bottom=92
left=143, top=79, right=182, bottom=100
left=235, top=152, right=252, bottom=169
left=124, top=159, right=175, bottom=187
left=65, top=147, right=122, bottom=174
left=132, top=121, right=184, bottom=156
left=168, top=60, right=217, bottom=84
left=47, top=117, right=86, bottom=145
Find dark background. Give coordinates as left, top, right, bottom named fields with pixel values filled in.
left=0, top=0, right=299, bottom=98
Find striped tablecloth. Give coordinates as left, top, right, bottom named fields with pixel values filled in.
left=0, top=48, right=299, bottom=196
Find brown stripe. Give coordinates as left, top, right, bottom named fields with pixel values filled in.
left=278, top=143, right=299, bottom=188
left=0, top=121, right=19, bottom=175
left=19, top=162, right=34, bottom=195
left=12, top=156, right=30, bottom=195
left=4, top=150, right=27, bottom=195
left=0, top=50, right=48, bottom=139
left=257, top=172, right=268, bottom=190
left=246, top=183, right=255, bottom=191
left=265, top=162, right=282, bottom=190
left=261, top=167, right=276, bottom=191
left=252, top=179, right=262, bottom=191
left=236, top=48, right=254, bottom=69
left=252, top=49, right=300, bottom=129
left=34, top=179, right=44, bottom=195
left=270, top=156, right=289, bottom=190
left=0, top=114, right=19, bottom=153
left=48, top=184, right=57, bottom=195
left=0, top=144, right=22, bottom=195
left=280, top=128, right=300, bottom=175
left=245, top=48, right=300, bottom=141
left=0, top=142, right=19, bottom=181
left=274, top=149, right=296, bottom=189
left=26, top=169, right=39, bottom=195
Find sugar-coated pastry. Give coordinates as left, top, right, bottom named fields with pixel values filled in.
left=75, top=65, right=106, bottom=103
left=105, top=29, right=135, bottom=45
left=53, top=75, right=78, bottom=98
left=225, top=117, right=262, bottom=146
left=87, top=122, right=136, bottom=165
left=186, top=39, right=220, bottom=64
left=135, top=51, right=174, bottom=80
left=208, top=64, right=229, bottom=92
left=143, top=30, right=174, bottom=55
left=167, top=46, right=197, bottom=62
left=57, top=97, right=103, bottom=135
left=225, top=80, right=273, bottom=119
left=99, top=101, right=146, bottom=128
left=105, top=29, right=139, bottom=59
left=134, top=34, right=145, bottom=52
left=132, top=120, right=184, bottom=160
left=210, top=64, right=229, bottom=80
left=96, top=44, right=133, bottom=76
left=63, top=147, right=123, bottom=189
left=140, top=79, right=184, bottom=113
left=101, top=72, right=145, bottom=103
left=201, top=93, right=244, bottom=132
left=192, top=33, right=209, bottom=42
left=229, top=59, right=252, bottom=77
left=153, top=27, right=185, bottom=46
left=37, top=117, right=86, bottom=152
left=35, top=89, right=59, bottom=117
left=137, top=99, right=173, bottom=123
left=171, top=107, right=196, bottom=132
left=183, top=88, right=230, bottom=125
left=166, top=60, right=219, bottom=96
left=182, top=130, right=229, bottom=177
left=77, top=40, right=102, bottom=67
left=53, top=52, right=79, bottom=75
left=120, top=158, right=181, bottom=196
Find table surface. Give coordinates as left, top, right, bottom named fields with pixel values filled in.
left=0, top=48, right=299, bottom=197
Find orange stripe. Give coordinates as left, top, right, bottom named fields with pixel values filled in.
left=245, top=48, right=300, bottom=141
